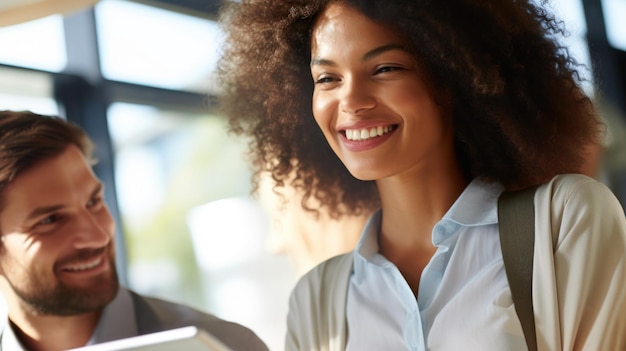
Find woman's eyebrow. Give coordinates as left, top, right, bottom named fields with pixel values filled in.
left=362, top=44, right=407, bottom=62
left=311, top=43, right=408, bottom=67
left=310, top=57, right=335, bottom=67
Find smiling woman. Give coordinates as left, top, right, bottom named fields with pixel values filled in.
left=217, top=0, right=626, bottom=350
left=310, top=7, right=454, bottom=182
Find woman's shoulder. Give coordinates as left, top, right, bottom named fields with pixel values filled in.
left=538, top=173, right=619, bottom=207
left=292, top=253, right=354, bottom=294
left=536, top=173, right=626, bottom=246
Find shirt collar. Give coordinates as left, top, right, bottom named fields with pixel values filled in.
left=0, top=318, right=23, bottom=351
left=353, top=178, right=502, bottom=263
left=442, top=178, right=502, bottom=227
left=0, top=287, right=138, bottom=350
left=355, top=210, right=384, bottom=263
left=87, top=287, right=138, bottom=345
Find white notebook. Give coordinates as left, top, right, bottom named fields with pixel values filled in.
left=66, top=326, right=233, bottom=351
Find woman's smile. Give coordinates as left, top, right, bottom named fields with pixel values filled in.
left=310, top=3, right=454, bottom=181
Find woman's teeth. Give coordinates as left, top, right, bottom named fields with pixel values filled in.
left=345, top=125, right=394, bottom=141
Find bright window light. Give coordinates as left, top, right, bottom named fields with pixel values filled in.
left=0, top=15, right=66, bottom=72
left=95, top=0, right=223, bottom=93
left=0, top=67, right=59, bottom=115
left=602, top=0, right=626, bottom=51
left=547, top=0, right=595, bottom=96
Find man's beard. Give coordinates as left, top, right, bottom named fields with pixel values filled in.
left=9, top=250, right=120, bottom=316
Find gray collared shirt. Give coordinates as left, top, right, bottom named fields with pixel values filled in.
left=0, top=288, right=137, bottom=350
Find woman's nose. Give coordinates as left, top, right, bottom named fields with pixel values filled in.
left=339, top=77, right=377, bottom=115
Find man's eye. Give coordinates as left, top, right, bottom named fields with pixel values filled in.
left=39, top=215, right=60, bottom=225
left=87, top=197, right=102, bottom=208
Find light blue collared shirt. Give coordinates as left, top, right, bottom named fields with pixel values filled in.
left=346, top=179, right=528, bottom=351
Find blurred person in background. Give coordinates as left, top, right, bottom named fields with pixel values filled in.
left=258, top=171, right=370, bottom=277
left=0, top=110, right=268, bottom=351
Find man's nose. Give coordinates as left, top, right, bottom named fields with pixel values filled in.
left=71, top=210, right=113, bottom=249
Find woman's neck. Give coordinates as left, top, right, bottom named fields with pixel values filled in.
left=375, top=165, right=468, bottom=296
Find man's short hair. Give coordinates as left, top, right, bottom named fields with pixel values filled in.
left=0, top=110, right=94, bottom=208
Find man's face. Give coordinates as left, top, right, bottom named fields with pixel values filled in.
left=0, top=145, right=119, bottom=316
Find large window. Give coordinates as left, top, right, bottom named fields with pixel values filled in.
left=602, top=0, right=626, bottom=51
left=96, top=2, right=296, bottom=348
left=0, top=15, right=63, bottom=114
left=95, top=0, right=222, bottom=93
left=0, top=15, right=66, bottom=72
left=0, top=67, right=59, bottom=114
left=106, top=101, right=295, bottom=350
left=546, top=0, right=595, bottom=95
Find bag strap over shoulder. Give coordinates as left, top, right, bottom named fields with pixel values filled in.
left=498, top=186, right=539, bottom=351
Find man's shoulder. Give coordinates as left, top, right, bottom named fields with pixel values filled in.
left=132, top=292, right=218, bottom=323
left=129, top=290, right=268, bottom=351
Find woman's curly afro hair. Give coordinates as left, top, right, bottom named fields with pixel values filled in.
left=217, top=0, right=603, bottom=218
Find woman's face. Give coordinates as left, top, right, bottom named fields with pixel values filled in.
left=310, top=3, right=456, bottom=181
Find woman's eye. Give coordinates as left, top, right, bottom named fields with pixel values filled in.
left=376, top=66, right=402, bottom=74
left=315, top=76, right=336, bottom=84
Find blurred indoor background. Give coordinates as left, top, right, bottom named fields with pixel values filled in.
left=0, top=0, right=625, bottom=350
